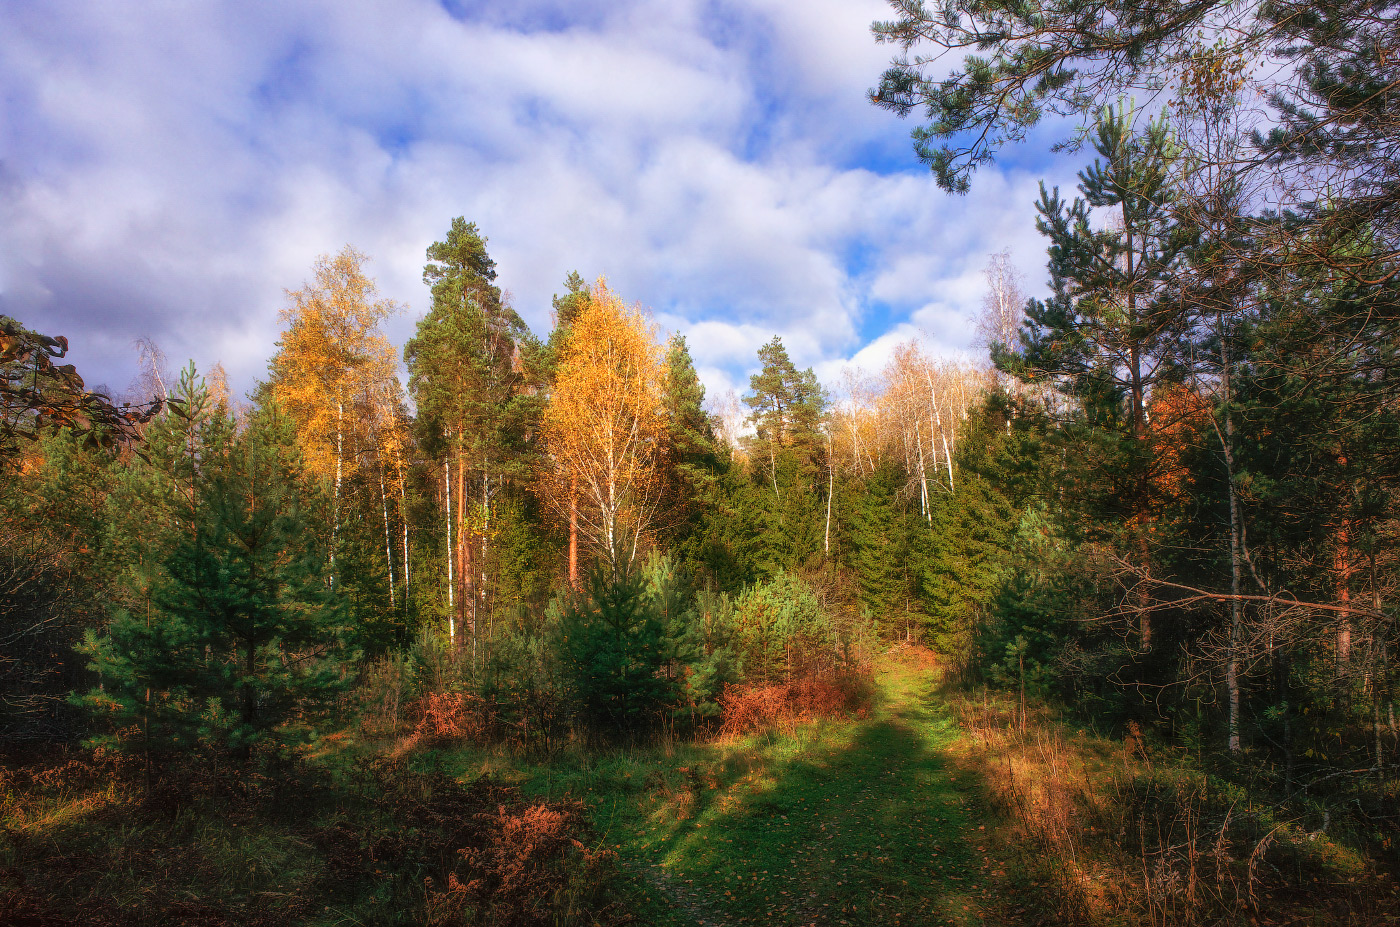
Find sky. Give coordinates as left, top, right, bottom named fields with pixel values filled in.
left=0, top=0, right=1081, bottom=406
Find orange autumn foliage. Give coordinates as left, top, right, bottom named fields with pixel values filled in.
left=540, top=280, right=665, bottom=569
left=717, top=673, right=873, bottom=736
left=268, top=246, right=400, bottom=486
left=1147, top=382, right=1211, bottom=502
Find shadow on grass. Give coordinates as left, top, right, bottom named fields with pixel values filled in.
left=618, top=666, right=1018, bottom=927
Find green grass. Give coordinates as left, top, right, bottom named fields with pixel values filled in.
left=5, top=654, right=1022, bottom=926
left=427, top=653, right=1020, bottom=926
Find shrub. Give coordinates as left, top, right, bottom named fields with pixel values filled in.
left=731, top=572, right=838, bottom=683
left=78, top=405, right=349, bottom=770
left=408, top=692, right=496, bottom=746
left=426, top=801, right=616, bottom=927
left=718, top=672, right=873, bottom=736
left=643, top=553, right=738, bottom=723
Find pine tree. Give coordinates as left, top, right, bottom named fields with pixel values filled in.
left=1003, top=104, right=1194, bottom=649
left=406, top=218, right=540, bottom=652
left=549, top=271, right=590, bottom=347
left=663, top=335, right=719, bottom=482
left=554, top=564, right=675, bottom=733
left=743, top=337, right=826, bottom=487
left=642, top=552, right=736, bottom=722
left=81, top=400, right=347, bottom=775
left=660, top=336, right=722, bottom=550
left=741, top=337, right=829, bottom=574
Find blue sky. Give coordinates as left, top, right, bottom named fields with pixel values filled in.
left=0, top=0, right=1080, bottom=405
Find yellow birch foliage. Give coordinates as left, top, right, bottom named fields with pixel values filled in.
left=268, top=246, right=400, bottom=485
left=541, top=280, right=665, bottom=568
left=854, top=341, right=989, bottom=505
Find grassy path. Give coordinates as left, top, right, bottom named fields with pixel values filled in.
left=554, top=655, right=1021, bottom=927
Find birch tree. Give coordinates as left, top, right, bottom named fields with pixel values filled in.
left=540, top=281, right=665, bottom=575
left=267, top=246, right=399, bottom=582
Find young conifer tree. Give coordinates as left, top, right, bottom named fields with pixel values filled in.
left=81, top=388, right=347, bottom=773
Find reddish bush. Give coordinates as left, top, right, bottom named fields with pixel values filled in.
left=407, top=692, right=495, bottom=746
left=887, top=641, right=940, bottom=669
left=718, top=672, right=872, bottom=736
left=425, top=800, right=616, bottom=927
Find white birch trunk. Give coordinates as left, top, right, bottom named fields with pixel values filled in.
left=330, top=399, right=344, bottom=583
left=824, top=429, right=834, bottom=554
left=914, top=417, right=931, bottom=521
left=926, top=371, right=955, bottom=494
left=379, top=461, right=395, bottom=608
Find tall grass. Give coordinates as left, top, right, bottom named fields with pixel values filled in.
left=947, top=687, right=1391, bottom=926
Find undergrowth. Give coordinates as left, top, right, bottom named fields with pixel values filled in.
left=0, top=745, right=621, bottom=927
left=944, top=685, right=1400, bottom=926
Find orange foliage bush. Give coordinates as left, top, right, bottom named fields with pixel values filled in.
left=887, top=640, right=940, bottom=669
left=425, top=800, right=616, bottom=927
left=718, top=672, right=872, bottom=736
left=407, top=692, right=495, bottom=746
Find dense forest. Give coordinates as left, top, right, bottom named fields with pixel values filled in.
left=4, top=0, right=1400, bottom=923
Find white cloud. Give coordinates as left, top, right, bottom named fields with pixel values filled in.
left=0, top=0, right=1076, bottom=404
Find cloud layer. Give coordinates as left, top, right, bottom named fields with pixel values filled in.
left=0, top=0, right=1075, bottom=402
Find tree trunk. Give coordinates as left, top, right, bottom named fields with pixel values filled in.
left=477, top=472, right=490, bottom=661
left=569, top=475, right=579, bottom=590
left=1220, top=319, right=1243, bottom=754
left=330, top=398, right=344, bottom=584
left=444, top=452, right=454, bottom=648
left=457, top=448, right=471, bottom=655
left=1336, top=518, right=1353, bottom=670
left=914, top=416, right=930, bottom=520
left=824, top=429, right=834, bottom=554
left=400, top=477, right=410, bottom=613
left=379, top=461, right=395, bottom=609
left=925, top=370, right=954, bottom=494
left=1371, top=556, right=1386, bottom=780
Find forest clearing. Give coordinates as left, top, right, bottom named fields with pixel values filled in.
left=5, top=649, right=1393, bottom=925
left=6, top=0, right=1400, bottom=923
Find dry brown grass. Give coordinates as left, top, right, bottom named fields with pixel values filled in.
left=425, top=801, right=617, bottom=927
left=946, top=690, right=1398, bottom=927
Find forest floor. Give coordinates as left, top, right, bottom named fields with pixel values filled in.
left=445, top=646, right=1039, bottom=927
left=10, top=648, right=1388, bottom=925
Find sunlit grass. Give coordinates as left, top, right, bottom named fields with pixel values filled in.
left=421, top=650, right=1012, bottom=926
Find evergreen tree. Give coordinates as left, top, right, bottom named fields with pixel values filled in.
left=0, top=428, right=115, bottom=740
left=683, top=464, right=767, bottom=593
left=548, top=271, right=590, bottom=351
left=1002, top=104, right=1193, bottom=649
left=660, top=335, right=723, bottom=555
left=642, top=552, right=736, bottom=721
left=406, top=218, right=541, bottom=651
left=743, top=337, right=826, bottom=483
left=1005, top=105, right=1191, bottom=439
left=553, top=564, right=675, bottom=733
left=81, top=400, right=347, bottom=771
left=663, top=335, right=720, bottom=487
left=843, top=463, right=922, bottom=638
left=741, top=337, right=829, bottom=575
